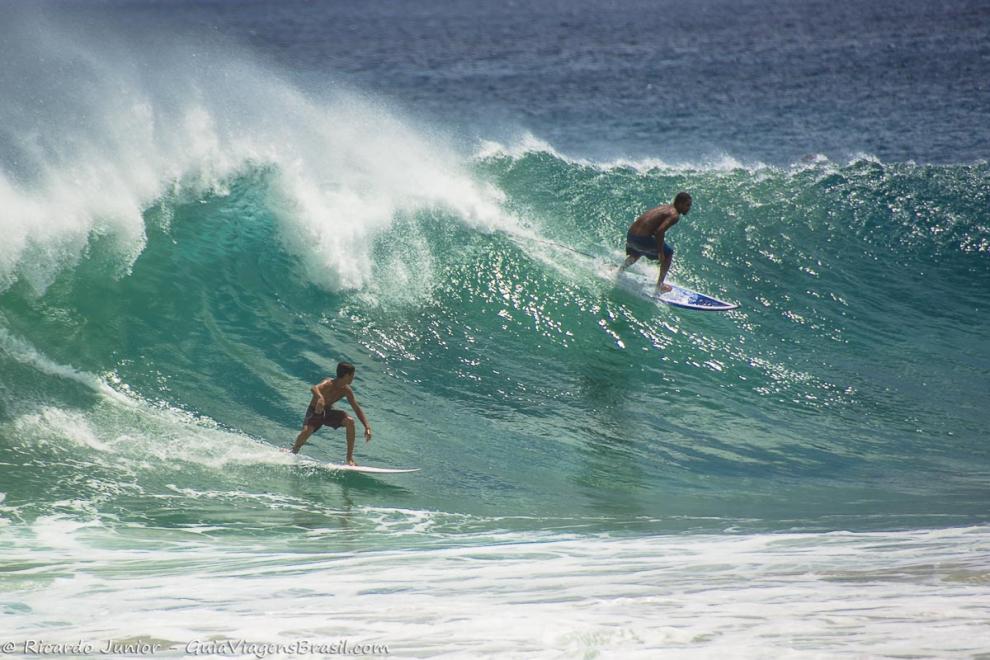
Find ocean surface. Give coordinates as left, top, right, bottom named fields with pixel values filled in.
left=1, top=0, right=989, bottom=657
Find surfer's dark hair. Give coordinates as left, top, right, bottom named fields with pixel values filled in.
left=336, top=362, right=356, bottom=378
left=674, top=191, right=692, bottom=206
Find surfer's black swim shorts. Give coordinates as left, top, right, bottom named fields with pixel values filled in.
left=626, top=230, right=673, bottom=261
left=303, top=405, right=348, bottom=431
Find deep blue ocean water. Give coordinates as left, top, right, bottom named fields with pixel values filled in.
left=1, top=0, right=988, bottom=656
left=98, top=0, right=990, bottom=164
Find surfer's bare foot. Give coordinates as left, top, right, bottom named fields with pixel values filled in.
left=347, top=458, right=357, bottom=466
left=657, top=284, right=673, bottom=293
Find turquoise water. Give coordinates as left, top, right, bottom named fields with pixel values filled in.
left=4, top=154, right=988, bottom=532
left=1, top=2, right=989, bottom=656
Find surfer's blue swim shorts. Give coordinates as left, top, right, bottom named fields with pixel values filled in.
left=626, top=231, right=672, bottom=261
left=304, top=405, right=348, bottom=431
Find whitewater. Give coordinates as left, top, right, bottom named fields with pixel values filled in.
left=1, top=2, right=989, bottom=657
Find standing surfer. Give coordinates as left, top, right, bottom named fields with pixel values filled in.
left=619, top=192, right=692, bottom=293
left=290, top=362, right=372, bottom=465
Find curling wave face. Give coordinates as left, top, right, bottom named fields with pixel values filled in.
left=1, top=7, right=989, bottom=538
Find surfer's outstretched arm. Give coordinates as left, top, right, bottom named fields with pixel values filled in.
left=345, top=386, right=373, bottom=442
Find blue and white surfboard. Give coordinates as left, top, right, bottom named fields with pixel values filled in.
left=654, top=283, right=739, bottom=311
left=616, top=271, right=739, bottom=312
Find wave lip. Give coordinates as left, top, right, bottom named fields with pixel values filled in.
left=0, top=11, right=520, bottom=295
left=475, top=133, right=771, bottom=173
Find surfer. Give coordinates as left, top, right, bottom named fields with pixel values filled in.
left=619, top=192, right=692, bottom=293
left=290, top=362, right=372, bottom=465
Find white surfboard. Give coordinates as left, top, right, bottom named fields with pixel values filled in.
left=324, top=464, right=420, bottom=474
left=291, top=453, right=419, bottom=474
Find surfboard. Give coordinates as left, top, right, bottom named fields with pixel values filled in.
left=516, top=236, right=739, bottom=312
left=654, top=283, right=739, bottom=311
left=616, top=271, right=738, bottom=311
left=324, top=464, right=420, bottom=474
left=290, top=453, right=419, bottom=474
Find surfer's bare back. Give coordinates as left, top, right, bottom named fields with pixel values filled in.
left=620, top=191, right=692, bottom=293
left=290, top=362, right=372, bottom=465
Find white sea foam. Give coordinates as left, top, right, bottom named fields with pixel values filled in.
left=0, top=323, right=129, bottom=404
left=1, top=519, right=988, bottom=658
left=10, top=395, right=295, bottom=475
left=0, top=322, right=296, bottom=479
